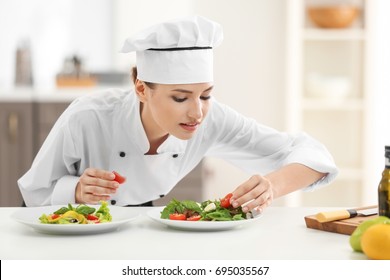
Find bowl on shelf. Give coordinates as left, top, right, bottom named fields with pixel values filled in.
left=307, top=6, right=360, bottom=28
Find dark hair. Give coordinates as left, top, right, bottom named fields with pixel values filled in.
left=131, top=66, right=156, bottom=89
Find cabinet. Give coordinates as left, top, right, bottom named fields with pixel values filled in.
left=0, top=101, right=65, bottom=207
left=0, top=102, right=34, bottom=206
left=34, top=102, right=70, bottom=156
left=285, top=0, right=376, bottom=207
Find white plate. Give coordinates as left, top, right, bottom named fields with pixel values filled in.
left=147, top=207, right=262, bottom=231
left=11, top=205, right=140, bottom=235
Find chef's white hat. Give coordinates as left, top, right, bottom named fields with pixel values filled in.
left=120, top=15, right=223, bottom=84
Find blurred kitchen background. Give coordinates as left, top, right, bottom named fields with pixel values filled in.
left=1, top=0, right=390, bottom=207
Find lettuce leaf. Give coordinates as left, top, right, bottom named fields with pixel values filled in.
left=40, top=201, right=112, bottom=224
left=75, top=204, right=96, bottom=215
left=95, top=201, right=112, bottom=222
left=161, top=198, right=247, bottom=221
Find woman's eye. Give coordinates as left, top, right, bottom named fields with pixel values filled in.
left=172, top=97, right=187, bottom=103
left=172, top=95, right=211, bottom=102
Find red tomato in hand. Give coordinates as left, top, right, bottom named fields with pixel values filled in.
left=220, top=193, right=233, bottom=208
left=112, top=171, right=126, bottom=184
left=187, top=215, right=201, bottom=221
left=169, top=213, right=187, bottom=220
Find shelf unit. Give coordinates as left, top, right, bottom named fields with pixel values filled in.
left=284, top=0, right=378, bottom=207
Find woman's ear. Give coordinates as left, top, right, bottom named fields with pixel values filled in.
left=134, top=79, right=148, bottom=103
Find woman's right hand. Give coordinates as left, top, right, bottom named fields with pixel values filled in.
left=75, top=168, right=121, bottom=204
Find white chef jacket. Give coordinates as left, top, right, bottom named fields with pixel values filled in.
left=18, top=88, right=338, bottom=206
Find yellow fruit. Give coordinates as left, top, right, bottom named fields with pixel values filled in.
left=361, top=224, right=390, bottom=260
left=349, top=216, right=390, bottom=252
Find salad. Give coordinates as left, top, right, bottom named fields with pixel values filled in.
left=160, top=193, right=253, bottom=221
left=39, top=201, right=112, bottom=224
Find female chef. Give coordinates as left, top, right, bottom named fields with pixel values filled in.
left=18, top=16, right=338, bottom=213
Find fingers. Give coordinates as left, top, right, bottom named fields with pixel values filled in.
left=231, top=174, right=273, bottom=213
left=85, top=168, right=116, bottom=181
left=76, top=168, right=120, bottom=204
left=77, top=191, right=111, bottom=205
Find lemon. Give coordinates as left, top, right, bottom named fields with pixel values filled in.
left=361, top=224, right=390, bottom=260
left=349, top=216, right=390, bottom=252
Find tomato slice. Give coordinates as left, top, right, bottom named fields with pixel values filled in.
left=87, top=214, right=99, bottom=220
left=112, top=171, right=126, bottom=184
left=187, top=215, right=201, bottom=221
left=169, top=213, right=186, bottom=220
left=51, top=214, right=60, bottom=219
left=220, top=193, right=233, bottom=208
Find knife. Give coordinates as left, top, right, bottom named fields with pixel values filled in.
left=315, top=208, right=377, bottom=223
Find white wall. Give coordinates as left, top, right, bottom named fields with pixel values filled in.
left=0, top=0, right=112, bottom=90
left=193, top=0, right=286, bottom=129
left=364, top=0, right=390, bottom=204
left=111, top=0, right=194, bottom=71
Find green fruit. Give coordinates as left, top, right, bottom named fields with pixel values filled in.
left=350, top=216, right=390, bottom=252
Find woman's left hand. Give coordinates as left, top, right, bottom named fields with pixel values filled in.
left=230, top=174, right=274, bottom=214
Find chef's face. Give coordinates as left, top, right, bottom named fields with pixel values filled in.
left=136, top=81, right=213, bottom=140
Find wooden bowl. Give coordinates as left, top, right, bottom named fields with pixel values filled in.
left=56, top=76, right=97, bottom=88
left=308, top=6, right=360, bottom=28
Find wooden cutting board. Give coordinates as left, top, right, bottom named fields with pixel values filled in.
left=304, top=206, right=378, bottom=235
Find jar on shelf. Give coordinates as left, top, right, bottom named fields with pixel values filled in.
left=14, top=39, right=33, bottom=87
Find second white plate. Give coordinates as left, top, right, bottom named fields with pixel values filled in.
left=147, top=207, right=262, bottom=231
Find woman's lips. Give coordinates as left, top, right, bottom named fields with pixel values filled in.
left=180, top=122, right=199, bottom=132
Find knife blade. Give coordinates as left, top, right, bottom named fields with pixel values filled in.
left=315, top=208, right=377, bottom=223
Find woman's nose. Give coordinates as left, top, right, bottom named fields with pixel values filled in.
left=188, top=99, right=203, bottom=120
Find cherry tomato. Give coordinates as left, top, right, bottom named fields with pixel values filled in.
left=51, top=214, right=60, bottom=219
left=169, top=213, right=186, bottom=220
left=220, top=193, right=233, bottom=208
left=87, top=214, right=99, bottom=220
left=187, top=215, right=201, bottom=221
left=112, top=171, right=126, bottom=184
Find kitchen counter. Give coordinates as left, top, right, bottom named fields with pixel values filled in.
left=0, top=85, right=130, bottom=102
left=0, top=206, right=368, bottom=260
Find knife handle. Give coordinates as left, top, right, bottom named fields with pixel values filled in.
left=315, top=209, right=357, bottom=223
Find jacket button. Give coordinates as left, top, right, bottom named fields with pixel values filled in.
left=111, top=200, right=117, bottom=205
left=172, top=154, right=178, bottom=158
left=119, top=151, right=126, bottom=157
